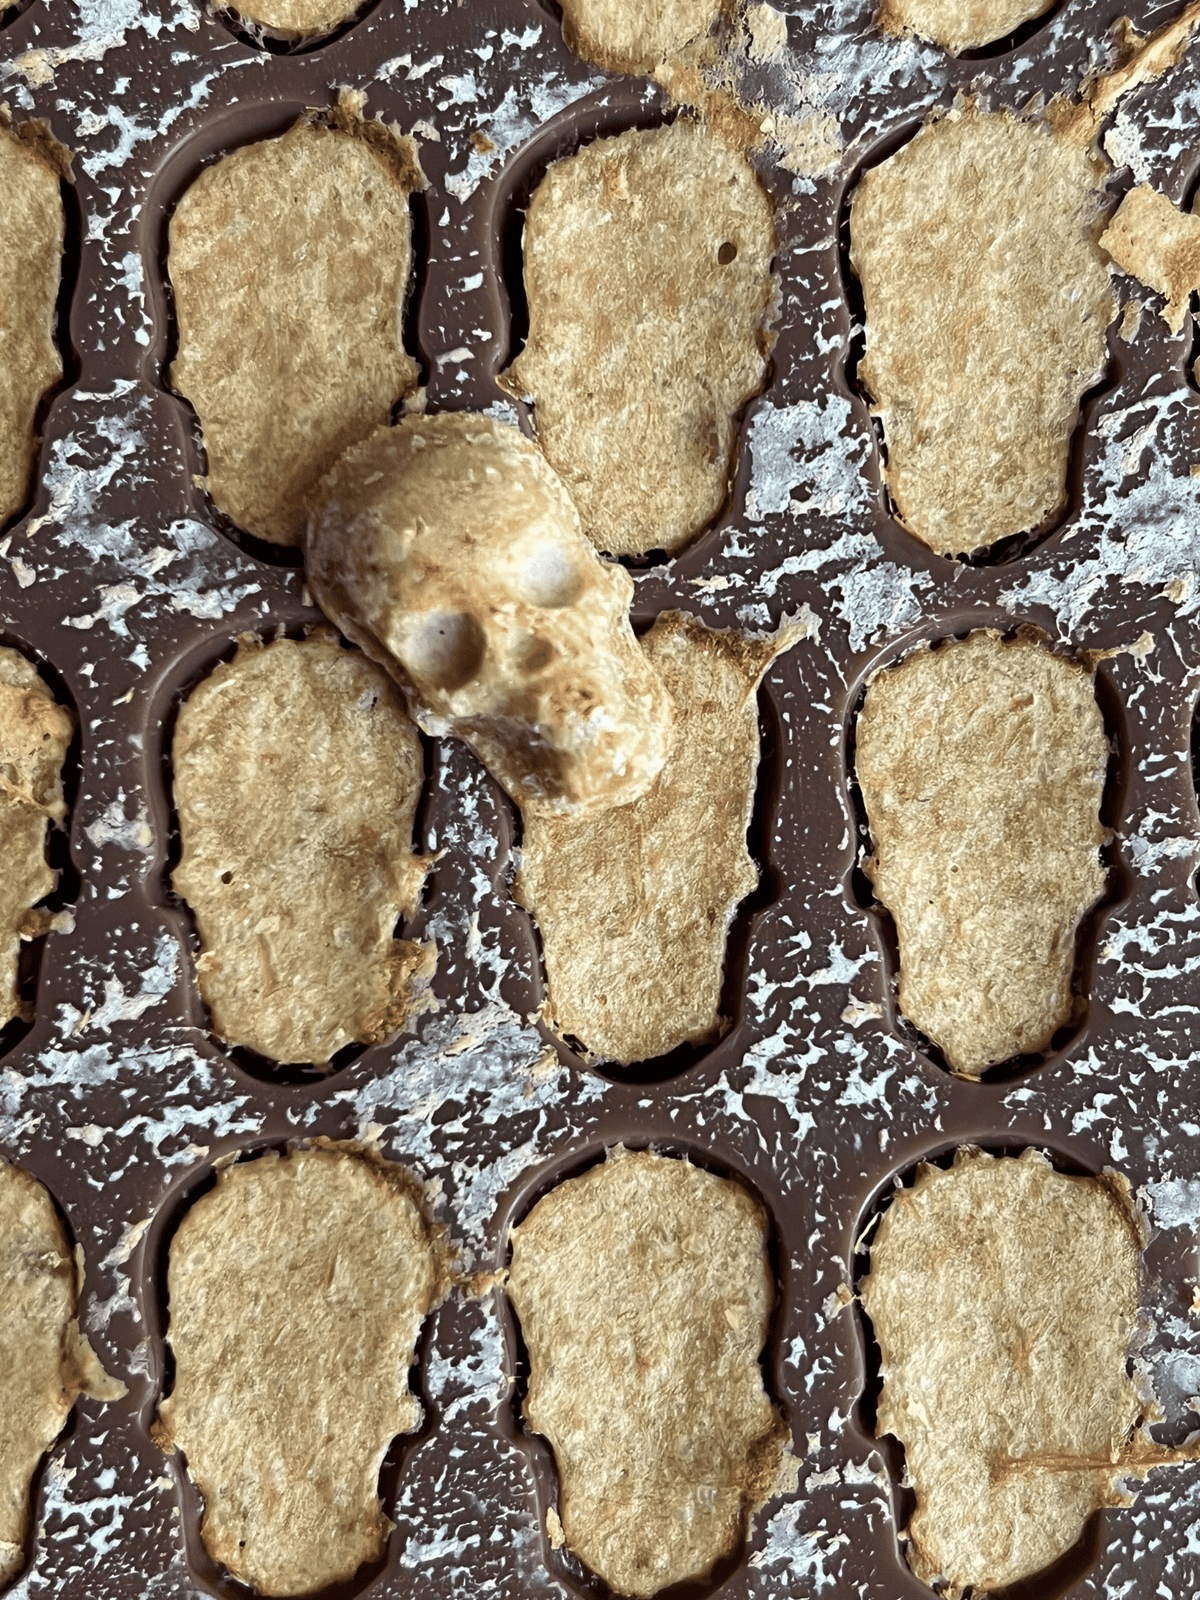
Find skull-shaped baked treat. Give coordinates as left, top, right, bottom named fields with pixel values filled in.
left=306, top=414, right=674, bottom=817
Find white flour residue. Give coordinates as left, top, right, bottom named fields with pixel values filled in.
left=61, top=936, right=179, bottom=1037
left=441, top=72, right=605, bottom=202
left=745, top=395, right=870, bottom=522
left=4, top=0, right=201, bottom=88
left=83, top=793, right=153, bottom=853
left=424, top=1309, right=508, bottom=1425
left=1146, top=1178, right=1200, bottom=1228
left=748, top=1509, right=848, bottom=1593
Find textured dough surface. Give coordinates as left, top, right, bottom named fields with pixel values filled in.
left=158, top=1144, right=446, bottom=1597
left=1102, top=184, right=1200, bottom=333
left=171, top=631, right=429, bottom=1064
left=855, top=631, right=1107, bottom=1077
left=508, top=120, right=777, bottom=558
left=507, top=1148, right=786, bottom=1597
left=850, top=108, right=1113, bottom=557
left=0, top=119, right=64, bottom=532
left=0, top=647, right=73, bottom=1030
left=556, top=0, right=722, bottom=73
left=307, top=413, right=674, bottom=817
left=229, top=0, right=363, bottom=34
left=0, top=1164, right=118, bottom=1587
left=861, top=1148, right=1144, bottom=1594
left=517, top=612, right=801, bottom=1062
left=168, top=108, right=420, bottom=546
left=876, top=0, right=1049, bottom=52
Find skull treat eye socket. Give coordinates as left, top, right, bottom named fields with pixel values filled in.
left=516, top=545, right=585, bottom=609
left=403, top=610, right=487, bottom=692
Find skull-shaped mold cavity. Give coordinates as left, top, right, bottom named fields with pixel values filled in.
left=307, top=414, right=675, bottom=816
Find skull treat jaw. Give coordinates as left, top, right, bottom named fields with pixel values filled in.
left=306, top=414, right=674, bottom=816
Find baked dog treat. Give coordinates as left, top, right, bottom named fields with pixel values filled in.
left=1102, top=183, right=1200, bottom=333
left=507, top=1147, right=787, bottom=1597
left=171, top=630, right=430, bottom=1065
left=876, top=0, right=1051, bottom=53
left=156, top=1143, right=449, bottom=1596
left=306, top=413, right=675, bottom=817
left=506, top=119, right=777, bottom=558
left=0, top=1163, right=123, bottom=1587
left=854, top=631, right=1108, bottom=1077
left=0, top=114, right=67, bottom=533
left=517, top=612, right=805, bottom=1062
left=850, top=106, right=1113, bottom=558
left=223, top=0, right=364, bottom=39
left=861, top=1148, right=1146, bottom=1594
left=0, top=648, right=73, bottom=1031
left=554, top=0, right=722, bottom=75
left=168, top=98, right=423, bottom=547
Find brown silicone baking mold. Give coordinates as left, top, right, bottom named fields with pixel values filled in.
left=2, top=0, right=1200, bottom=1596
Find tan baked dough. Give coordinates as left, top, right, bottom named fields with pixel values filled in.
left=227, top=0, right=363, bottom=36
left=517, top=612, right=802, bottom=1062
left=0, top=1163, right=124, bottom=1587
left=171, top=630, right=430, bottom=1065
left=854, top=631, right=1107, bottom=1077
left=861, top=1148, right=1145, bottom=1595
left=556, top=0, right=722, bottom=74
left=168, top=101, right=422, bottom=547
left=0, top=116, right=66, bottom=532
left=0, top=648, right=73, bottom=1030
left=157, top=1143, right=448, bottom=1597
left=507, top=1147, right=787, bottom=1597
left=507, top=119, right=777, bottom=558
left=1102, top=184, right=1200, bottom=333
left=850, top=106, right=1113, bottom=558
left=306, top=413, right=675, bottom=817
left=877, top=0, right=1050, bottom=53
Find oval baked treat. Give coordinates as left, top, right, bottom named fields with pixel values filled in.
left=306, top=413, right=674, bottom=817
left=226, top=0, right=365, bottom=42
left=506, top=118, right=777, bottom=559
left=517, top=611, right=806, bottom=1063
left=156, top=1143, right=449, bottom=1597
left=507, top=1147, right=788, bottom=1597
left=854, top=630, right=1108, bottom=1078
left=171, top=629, right=431, bottom=1066
left=849, top=106, right=1113, bottom=559
left=167, top=96, right=423, bottom=547
left=555, top=0, right=722, bottom=74
left=861, top=1148, right=1147, bottom=1593
left=0, top=1163, right=124, bottom=1588
left=0, top=113, right=68, bottom=533
left=0, top=647, right=74, bottom=1033
left=876, top=0, right=1055, bottom=54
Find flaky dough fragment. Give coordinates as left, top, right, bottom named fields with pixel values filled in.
left=307, top=413, right=674, bottom=817
left=517, top=612, right=803, bottom=1062
left=861, top=1148, right=1145, bottom=1595
left=157, top=1143, right=448, bottom=1597
left=0, top=116, right=66, bottom=532
left=0, top=648, right=73, bottom=1030
left=0, top=1164, right=124, bottom=1588
left=1101, top=184, right=1200, bottom=334
left=555, top=0, right=722, bottom=74
left=876, top=0, right=1050, bottom=53
left=855, top=631, right=1107, bottom=1077
left=168, top=103, right=422, bottom=546
left=227, top=0, right=364, bottom=38
left=507, top=1147, right=787, bottom=1597
left=171, top=630, right=430, bottom=1064
left=507, top=119, right=777, bottom=558
left=850, top=106, right=1114, bottom=558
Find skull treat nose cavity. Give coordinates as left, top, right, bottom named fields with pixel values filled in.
left=306, top=412, right=675, bottom=817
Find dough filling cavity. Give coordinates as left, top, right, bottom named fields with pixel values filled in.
left=507, top=1147, right=788, bottom=1597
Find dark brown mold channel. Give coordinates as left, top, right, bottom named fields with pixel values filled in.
left=516, top=672, right=787, bottom=1088
left=140, top=1139, right=441, bottom=1600
left=837, top=115, right=1126, bottom=568
left=492, top=1137, right=791, bottom=1600
left=488, top=88, right=782, bottom=573
left=143, top=618, right=435, bottom=1088
left=0, top=638, right=81, bottom=1064
left=850, top=1137, right=1141, bottom=1600
left=139, top=96, right=431, bottom=572
left=840, top=618, right=1133, bottom=1086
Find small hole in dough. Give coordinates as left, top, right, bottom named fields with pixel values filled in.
left=404, top=611, right=487, bottom=691
left=518, top=547, right=585, bottom=608
left=718, top=241, right=737, bottom=265
left=220, top=871, right=233, bottom=884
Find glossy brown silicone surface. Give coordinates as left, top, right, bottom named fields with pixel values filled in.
left=2, top=0, right=1200, bottom=1596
